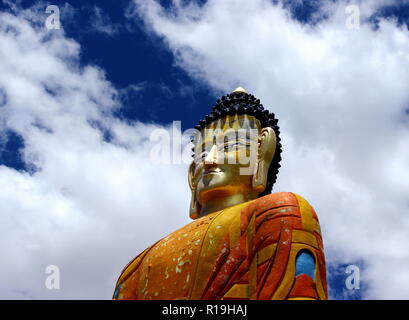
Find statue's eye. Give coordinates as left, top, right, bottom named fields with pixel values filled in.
left=223, top=142, right=249, bottom=151
left=224, top=143, right=237, bottom=151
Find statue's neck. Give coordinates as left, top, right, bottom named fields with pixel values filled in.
left=199, top=193, right=257, bottom=217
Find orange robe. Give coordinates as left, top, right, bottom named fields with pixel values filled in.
left=113, top=192, right=327, bottom=300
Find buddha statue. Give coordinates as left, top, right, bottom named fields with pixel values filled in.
left=113, top=88, right=328, bottom=300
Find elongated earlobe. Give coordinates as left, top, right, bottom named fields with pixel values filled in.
left=188, top=162, right=200, bottom=219
left=252, top=161, right=265, bottom=192
left=252, top=127, right=276, bottom=194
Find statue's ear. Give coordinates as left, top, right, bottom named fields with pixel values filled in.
left=188, top=161, right=200, bottom=219
left=252, top=127, right=276, bottom=193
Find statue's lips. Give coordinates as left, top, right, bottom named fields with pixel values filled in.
left=203, top=169, right=222, bottom=175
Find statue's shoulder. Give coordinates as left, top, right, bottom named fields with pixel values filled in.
left=254, top=192, right=300, bottom=208
left=254, top=192, right=315, bottom=208
left=252, top=192, right=321, bottom=228
left=114, top=241, right=159, bottom=290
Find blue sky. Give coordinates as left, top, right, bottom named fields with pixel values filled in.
left=2, top=0, right=409, bottom=169
left=1, top=0, right=409, bottom=299
left=0, top=0, right=217, bottom=170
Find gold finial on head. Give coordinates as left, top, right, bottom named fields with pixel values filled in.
left=232, top=87, right=248, bottom=94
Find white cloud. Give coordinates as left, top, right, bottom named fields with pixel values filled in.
left=0, top=6, right=191, bottom=299
left=88, top=5, right=121, bottom=36
left=130, top=0, right=409, bottom=299
left=2, top=0, right=409, bottom=300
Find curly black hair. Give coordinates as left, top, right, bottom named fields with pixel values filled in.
left=192, top=90, right=282, bottom=196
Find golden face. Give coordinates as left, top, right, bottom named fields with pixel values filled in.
left=192, top=115, right=261, bottom=205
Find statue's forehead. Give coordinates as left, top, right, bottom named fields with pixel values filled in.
left=199, top=114, right=260, bottom=141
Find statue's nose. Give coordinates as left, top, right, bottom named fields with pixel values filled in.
left=204, top=144, right=218, bottom=164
